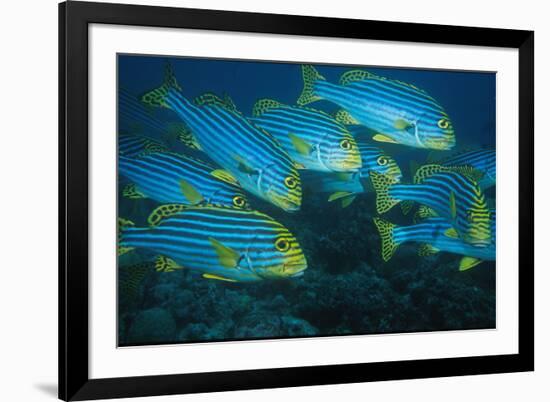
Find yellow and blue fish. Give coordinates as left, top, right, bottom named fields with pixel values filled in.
left=302, top=140, right=402, bottom=207
left=249, top=98, right=362, bottom=172
left=141, top=65, right=302, bottom=212
left=119, top=151, right=249, bottom=209
left=370, top=164, right=492, bottom=247
left=373, top=213, right=496, bottom=271
left=119, top=206, right=308, bottom=282
left=118, top=134, right=168, bottom=158
left=297, top=65, right=456, bottom=150
left=438, top=148, right=496, bottom=190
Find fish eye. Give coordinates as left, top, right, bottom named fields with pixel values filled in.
left=339, top=139, right=352, bottom=150
left=437, top=118, right=450, bottom=129
left=377, top=156, right=389, bottom=166
left=284, top=176, right=298, bottom=189
left=232, top=195, right=246, bottom=208
left=275, top=237, right=291, bottom=252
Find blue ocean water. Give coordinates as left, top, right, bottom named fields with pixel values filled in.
left=117, top=54, right=496, bottom=346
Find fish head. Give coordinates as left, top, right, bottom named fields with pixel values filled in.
left=250, top=228, right=308, bottom=280
left=417, top=114, right=456, bottom=150
left=322, top=131, right=362, bottom=172
left=260, top=162, right=302, bottom=212
left=360, top=147, right=402, bottom=183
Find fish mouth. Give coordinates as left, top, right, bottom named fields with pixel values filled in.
left=283, top=261, right=307, bottom=276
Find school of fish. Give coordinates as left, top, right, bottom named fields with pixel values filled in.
left=118, top=62, right=496, bottom=285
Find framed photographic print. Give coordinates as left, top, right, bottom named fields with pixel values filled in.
left=59, top=1, right=534, bottom=400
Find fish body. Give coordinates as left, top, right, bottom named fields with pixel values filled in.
left=119, top=206, right=307, bottom=282
left=439, top=148, right=496, bottom=189
left=370, top=164, right=492, bottom=247
left=373, top=216, right=495, bottom=270
left=250, top=99, right=361, bottom=172
left=141, top=66, right=301, bottom=212
left=119, top=152, right=249, bottom=208
left=297, top=65, right=455, bottom=150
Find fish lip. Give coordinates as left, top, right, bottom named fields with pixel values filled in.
left=283, top=261, right=307, bottom=275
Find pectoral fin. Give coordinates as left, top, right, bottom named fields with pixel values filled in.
left=341, top=195, right=356, bottom=208
left=209, top=237, right=240, bottom=268
left=211, top=169, right=238, bottom=185
left=202, top=273, right=238, bottom=282
left=154, top=255, right=182, bottom=272
left=233, top=155, right=257, bottom=175
left=444, top=227, right=459, bottom=238
left=180, top=179, right=204, bottom=204
left=328, top=191, right=353, bottom=202
left=459, top=256, right=483, bottom=271
left=123, top=183, right=146, bottom=199
left=394, top=118, right=413, bottom=130
left=449, top=191, right=457, bottom=219
left=418, top=244, right=440, bottom=257
left=289, top=133, right=313, bottom=156
left=372, top=134, right=399, bottom=144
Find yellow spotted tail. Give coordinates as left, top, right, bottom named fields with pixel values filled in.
left=373, top=217, right=399, bottom=262
left=369, top=171, right=400, bottom=214
left=297, top=65, right=325, bottom=106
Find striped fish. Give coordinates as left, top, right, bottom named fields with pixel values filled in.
left=140, top=65, right=302, bottom=212
left=302, top=140, right=402, bottom=207
left=118, top=134, right=168, bottom=158
left=297, top=65, right=456, bottom=150
left=119, top=152, right=249, bottom=209
left=119, top=206, right=307, bottom=282
left=439, top=148, right=496, bottom=190
left=249, top=99, right=362, bottom=172
left=373, top=214, right=495, bottom=271
left=370, top=164, right=492, bottom=247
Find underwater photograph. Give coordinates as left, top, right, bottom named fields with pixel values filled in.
left=117, top=55, right=496, bottom=347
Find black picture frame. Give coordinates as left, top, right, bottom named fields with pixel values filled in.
left=59, top=1, right=534, bottom=400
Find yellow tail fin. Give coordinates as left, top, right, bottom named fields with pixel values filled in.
left=369, top=171, right=400, bottom=214
left=373, top=217, right=399, bottom=262
left=297, top=65, right=324, bottom=106
left=117, top=218, right=135, bottom=256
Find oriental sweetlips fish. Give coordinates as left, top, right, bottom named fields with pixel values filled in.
left=370, top=164, right=492, bottom=247
left=140, top=64, right=302, bottom=212
left=119, top=133, right=168, bottom=158
left=438, top=148, right=496, bottom=190
left=249, top=98, right=362, bottom=172
left=119, top=151, right=249, bottom=209
left=118, top=206, right=308, bottom=282
left=373, top=214, right=496, bottom=271
left=297, top=65, right=456, bottom=150
left=302, top=140, right=402, bottom=207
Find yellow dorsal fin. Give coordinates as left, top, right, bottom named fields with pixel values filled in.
left=444, top=227, right=459, bottom=238
left=413, top=164, right=446, bottom=184
left=339, top=70, right=376, bottom=85
left=288, top=133, right=313, bottom=156
left=252, top=98, right=284, bottom=116
left=179, top=179, right=204, bottom=204
left=122, top=183, right=146, bottom=199
left=459, top=256, right=483, bottom=271
left=211, top=169, right=238, bottom=186
left=447, top=165, right=485, bottom=183
left=209, top=237, right=240, bottom=268
left=140, top=63, right=181, bottom=109
left=333, top=109, right=360, bottom=125
left=297, top=65, right=325, bottom=106
left=202, top=273, right=238, bottom=282
left=372, top=134, right=399, bottom=144
left=154, top=255, right=182, bottom=273
left=147, top=204, right=188, bottom=226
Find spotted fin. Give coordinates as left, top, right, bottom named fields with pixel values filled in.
left=373, top=217, right=398, bottom=262
left=209, top=237, right=240, bottom=268
left=172, top=124, right=201, bottom=151
left=211, top=169, right=238, bottom=185
left=370, top=171, right=400, bottom=214
left=372, top=134, right=399, bottom=144
left=154, top=255, right=182, bottom=273
left=297, top=65, right=325, bottom=106
left=413, top=164, right=446, bottom=184
left=289, top=133, right=313, bottom=156
left=339, top=70, right=376, bottom=85
left=140, top=63, right=181, bottom=109
left=147, top=204, right=188, bottom=227
left=414, top=206, right=438, bottom=223
left=194, top=92, right=236, bottom=112
left=459, top=256, right=483, bottom=271
left=117, top=218, right=135, bottom=256
left=418, top=244, right=440, bottom=257
left=333, top=109, right=360, bottom=125
left=252, top=98, right=284, bottom=116
left=202, top=273, right=238, bottom=282
left=122, top=183, right=146, bottom=199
